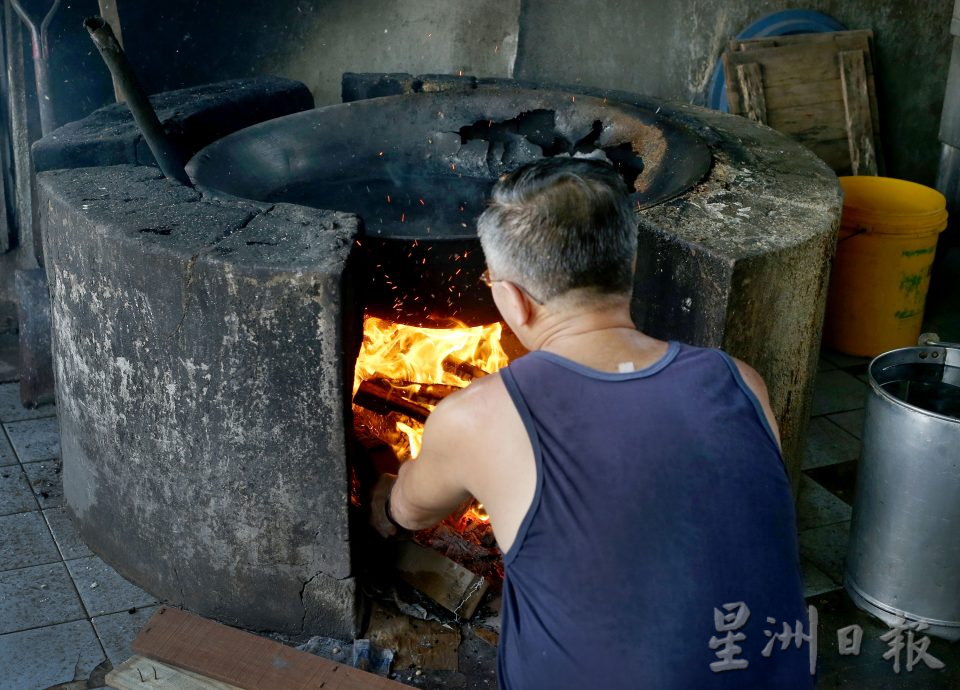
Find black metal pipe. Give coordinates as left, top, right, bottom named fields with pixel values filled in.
left=84, top=16, right=192, bottom=187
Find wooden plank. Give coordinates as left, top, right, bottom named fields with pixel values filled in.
left=839, top=49, right=878, bottom=175
left=107, top=655, right=243, bottom=690
left=734, top=30, right=882, bottom=151
left=132, top=607, right=406, bottom=690
left=721, top=52, right=746, bottom=114
left=765, top=99, right=850, bottom=140
left=732, top=29, right=874, bottom=52
left=394, top=540, right=489, bottom=619
left=723, top=29, right=884, bottom=176
left=735, top=63, right=767, bottom=124
left=761, top=78, right=845, bottom=111
left=724, top=42, right=871, bottom=89
left=801, top=139, right=856, bottom=175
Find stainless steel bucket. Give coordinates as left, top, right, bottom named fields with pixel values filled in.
left=845, top=341, right=960, bottom=640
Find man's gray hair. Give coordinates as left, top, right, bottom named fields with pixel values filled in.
left=477, top=157, right=637, bottom=304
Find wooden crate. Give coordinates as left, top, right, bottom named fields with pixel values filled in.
left=723, top=29, right=883, bottom=176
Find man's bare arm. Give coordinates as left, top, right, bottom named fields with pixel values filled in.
left=732, top=357, right=781, bottom=448
left=371, top=392, right=474, bottom=536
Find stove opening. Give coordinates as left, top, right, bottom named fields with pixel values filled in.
left=351, top=315, right=514, bottom=585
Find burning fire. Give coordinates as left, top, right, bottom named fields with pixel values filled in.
left=354, top=316, right=508, bottom=395
left=353, top=315, right=509, bottom=524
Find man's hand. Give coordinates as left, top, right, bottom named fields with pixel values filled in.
left=370, top=473, right=399, bottom=538
left=367, top=389, right=478, bottom=536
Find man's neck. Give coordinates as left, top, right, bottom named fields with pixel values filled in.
left=525, top=299, right=638, bottom=353
left=512, top=295, right=669, bottom=373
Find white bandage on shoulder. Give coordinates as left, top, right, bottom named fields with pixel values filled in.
left=618, top=361, right=635, bottom=373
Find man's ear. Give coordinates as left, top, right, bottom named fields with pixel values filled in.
left=492, top=281, right=534, bottom=327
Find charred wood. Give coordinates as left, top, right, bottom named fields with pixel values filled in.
left=354, top=380, right=430, bottom=423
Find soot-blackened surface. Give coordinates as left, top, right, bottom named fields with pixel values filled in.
left=267, top=175, right=492, bottom=240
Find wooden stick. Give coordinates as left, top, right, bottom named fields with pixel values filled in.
left=84, top=16, right=192, bottom=187
left=354, top=379, right=430, bottom=422
left=96, top=0, right=125, bottom=102
left=386, top=380, right=460, bottom=406
left=442, top=356, right=489, bottom=381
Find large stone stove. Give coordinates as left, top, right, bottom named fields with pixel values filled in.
left=34, top=74, right=841, bottom=636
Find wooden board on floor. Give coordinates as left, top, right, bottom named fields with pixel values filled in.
left=131, top=607, right=406, bottom=690
left=394, top=540, right=489, bottom=619
left=722, top=29, right=882, bottom=176
left=107, top=655, right=243, bottom=690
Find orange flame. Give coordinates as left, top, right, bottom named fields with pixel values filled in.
left=354, top=316, right=508, bottom=399
left=353, top=316, right=509, bottom=521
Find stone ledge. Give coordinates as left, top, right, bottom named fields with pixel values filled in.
left=33, top=77, right=315, bottom=174
left=38, top=165, right=359, bottom=279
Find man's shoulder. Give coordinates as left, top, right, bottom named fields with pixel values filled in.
left=429, top=372, right=509, bottom=428
left=421, top=371, right=521, bottom=468
left=434, top=370, right=511, bottom=424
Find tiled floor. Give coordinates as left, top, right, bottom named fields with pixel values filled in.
left=0, top=363, right=159, bottom=689
left=2, top=319, right=960, bottom=686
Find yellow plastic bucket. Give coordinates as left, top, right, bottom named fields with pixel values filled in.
left=824, top=176, right=948, bottom=357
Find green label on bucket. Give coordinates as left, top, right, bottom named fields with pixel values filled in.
left=894, top=309, right=922, bottom=320
left=902, top=247, right=935, bottom=258
left=900, top=273, right=923, bottom=294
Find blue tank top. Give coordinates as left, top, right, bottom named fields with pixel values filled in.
left=497, top=342, right=813, bottom=690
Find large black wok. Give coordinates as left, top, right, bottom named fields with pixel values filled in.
left=186, top=87, right=711, bottom=326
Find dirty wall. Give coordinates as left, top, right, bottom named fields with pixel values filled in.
left=1, top=0, right=951, bottom=325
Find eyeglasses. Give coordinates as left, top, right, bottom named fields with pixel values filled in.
left=481, top=269, right=544, bottom=305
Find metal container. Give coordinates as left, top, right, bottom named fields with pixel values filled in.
left=845, top=342, right=960, bottom=640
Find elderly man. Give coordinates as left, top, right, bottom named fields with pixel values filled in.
left=371, top=158, right=812, bottom=689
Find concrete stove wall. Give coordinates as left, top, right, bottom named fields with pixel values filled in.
left=35, top=78, right=366, bottom=636
left=37, top=75, right=841, bottom=635
left=42, top=169, right=363, bottom=635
